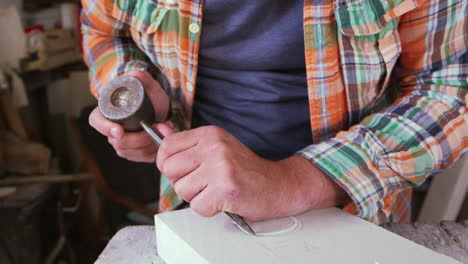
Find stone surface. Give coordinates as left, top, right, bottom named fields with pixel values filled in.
left=154, top=208, right=459, bottom=264
left=382, top=221, right=468, bottom=263
left=94, top=226, right=165, bottom=264
left=96, top=212, right=468, bottom=264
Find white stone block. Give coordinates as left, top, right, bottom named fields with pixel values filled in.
left=155, top=208, right=460, bottom=264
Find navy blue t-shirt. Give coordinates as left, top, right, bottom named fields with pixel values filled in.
left=193, top=1, right=312, bottom=161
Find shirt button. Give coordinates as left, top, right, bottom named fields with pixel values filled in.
left=189, top=23, right=200, bottom=34
left=186, top=82, right=193, bottom=92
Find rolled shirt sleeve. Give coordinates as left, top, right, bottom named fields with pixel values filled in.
left=81, top=0, right=157, bottom=96
left=298, top=0, right=467, bottom=224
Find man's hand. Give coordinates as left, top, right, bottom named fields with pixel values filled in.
left=157, top=126, right=349, bottom=221
left=89, top=70, right=172, bottom=162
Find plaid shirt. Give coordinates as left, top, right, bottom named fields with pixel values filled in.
left=81, top=0, right=467, bottom=224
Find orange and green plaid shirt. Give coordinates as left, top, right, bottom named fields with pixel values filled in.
left=81, top=0, right=467, bottom=224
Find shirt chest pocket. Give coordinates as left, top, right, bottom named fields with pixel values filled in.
left=336, top=0, right=422, bottom=118
left=111, top=0, right=173, bottom=68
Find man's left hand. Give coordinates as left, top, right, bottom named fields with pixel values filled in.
left=156, top=125, right=348, bottom=221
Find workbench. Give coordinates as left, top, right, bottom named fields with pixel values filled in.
left=95, top=221, right=468, bottom=264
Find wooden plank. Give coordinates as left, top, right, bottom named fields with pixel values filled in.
left=0, top=173, right=92, bottom=186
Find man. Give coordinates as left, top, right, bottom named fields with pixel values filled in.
left=81, top=0, right=467, bottom=224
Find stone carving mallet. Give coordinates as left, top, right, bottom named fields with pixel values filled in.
left=98, top=75, right=256, bottom=236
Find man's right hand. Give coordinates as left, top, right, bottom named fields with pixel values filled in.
left=88, top=70, right=175, bottom=162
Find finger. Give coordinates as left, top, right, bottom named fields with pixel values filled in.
left=109, top=130, right=157, bottom=150
left=126, top=70, right=152, bottom=88
left=165, top=120, right=178, bottom=130
left=189, top=186, right=220, bottom=217
left=109, top=139, right=157, bottom=157
left=127, top=70, right=161, bottom=109
left=157, top=129, right=200, bottom=170
left=162, top=129, right=201, bottom=153
left=108, top=136, right=156, bottom=154
left=88, top=107, right=124, bottom=138
left=160, top=146, right=201, bottom=184
left=127, top=70, right=168, bottom=122
left=154, top=122, right=177, bottom=137
left=173, top=168, right=207, bottom=202
left=114, top=146, right=157, bottom=163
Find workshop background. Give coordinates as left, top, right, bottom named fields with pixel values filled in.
left=0, top=0, right=466, bottom=263
left=0, top=0, right=160, bottom=263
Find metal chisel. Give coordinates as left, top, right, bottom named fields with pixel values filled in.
left=99, top=75, right=256, bottom=236
left=140, top=120, right=256, bottom=236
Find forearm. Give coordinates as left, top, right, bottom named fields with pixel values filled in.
left=278, top=155, right=350, bottom=214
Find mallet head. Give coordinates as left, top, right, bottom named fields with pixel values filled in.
left=98, top=75, right=154, bottom=131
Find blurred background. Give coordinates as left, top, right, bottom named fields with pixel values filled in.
left=0, top=1, right=160, bottom=263
left=0, top=0, right=466, bottom=263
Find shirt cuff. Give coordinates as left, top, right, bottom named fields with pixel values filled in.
left=297, top=128, right=403, bottom=224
